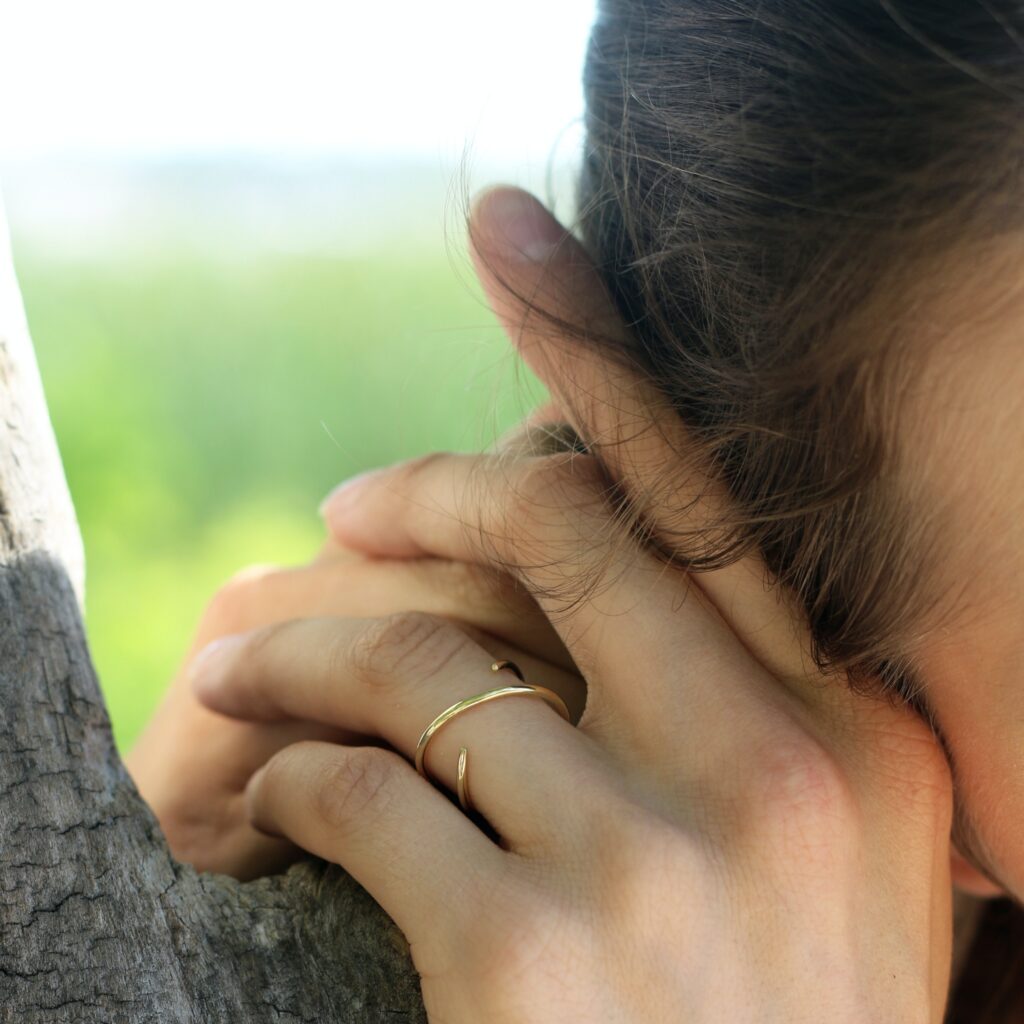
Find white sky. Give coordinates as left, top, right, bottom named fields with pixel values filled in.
left=0, top=1, right=596, bottom=161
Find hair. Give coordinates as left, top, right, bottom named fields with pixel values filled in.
left=546, top=0, right=1024, bottom=1019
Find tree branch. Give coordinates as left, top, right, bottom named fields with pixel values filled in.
left=0, top=199, right=426, bottom=1023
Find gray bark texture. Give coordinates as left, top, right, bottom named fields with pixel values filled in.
left=0, top=201, right=426, bottom=1022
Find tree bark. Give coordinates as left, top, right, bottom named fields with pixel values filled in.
left=0, top=200, right=426, bottom=1022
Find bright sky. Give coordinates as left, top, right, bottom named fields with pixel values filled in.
left=0, top=1, right=596, bottom=161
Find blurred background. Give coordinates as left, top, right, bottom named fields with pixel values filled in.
left=0, top=0, right=595, bottom=749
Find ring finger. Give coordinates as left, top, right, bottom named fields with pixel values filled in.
left=189, top=612, right=608, bottom=853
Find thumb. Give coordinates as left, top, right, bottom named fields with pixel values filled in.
left=468, top=186, right=820, bottom=689
left=468, top=186, right=631, bottom=415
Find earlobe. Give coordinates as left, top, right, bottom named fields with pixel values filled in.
left=950, top=842, right=1006, bottom=898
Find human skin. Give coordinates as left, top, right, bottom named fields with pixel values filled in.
left=125, top=538, right=577, bottom=879
left=180, top=190, right=1019, bottom=1015
left=130, top=188, right=1015, bottom=1011
left=455, top=191, right=1024, bottom=909
left=192, top=364, right=956, bottom=1019
left=431, top=188, right=1023, bottom=907
left=892, top=240, right=1024, bottom=904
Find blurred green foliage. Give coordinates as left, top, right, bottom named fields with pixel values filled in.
left=14, top=242, right=540, bottom=750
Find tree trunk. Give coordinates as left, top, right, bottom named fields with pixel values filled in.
left=0, top=199, right=426, bottom=1022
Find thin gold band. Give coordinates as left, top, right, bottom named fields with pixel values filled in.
left=414, top=660, right=572, bottom=814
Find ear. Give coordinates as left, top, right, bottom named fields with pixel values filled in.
left=950, top=842, right=1005, bottom=898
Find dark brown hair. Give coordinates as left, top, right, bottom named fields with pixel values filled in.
left=570, top=1, right=1024, bottom=1019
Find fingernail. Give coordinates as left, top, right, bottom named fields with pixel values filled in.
left=475, top=188, right=567, bottom=264
left=189, top=635, right=244, bottom=693
left=318, top=468, right=383, bottom=522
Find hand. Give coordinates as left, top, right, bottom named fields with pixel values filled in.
left=126, top=537, right=574, bottom=879
left=193, top=191, right=955, bottom=1020
left=198, top=449, right=952, bottom=1022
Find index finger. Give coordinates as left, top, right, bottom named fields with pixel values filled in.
left=320, top=448, right=782, bottom=766
left=475, top=187, right=816, bottom=686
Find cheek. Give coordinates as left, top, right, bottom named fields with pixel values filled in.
left=919, top=634, right=1024, bottom=899
left=949, top=845, right=1005, bottom=898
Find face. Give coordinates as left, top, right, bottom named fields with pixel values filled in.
left=901, top=240, right=1024, bottom=901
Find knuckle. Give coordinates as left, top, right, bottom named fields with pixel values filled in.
left=202, top=564, right=279, bottom=634
left=420, top=560, right=543, bottom=635
left=426, top=559, right=505, bottom=613
left=497, top=454, right=609, bottom=561
left=759, top=733, right=850, bottom=811
left=511, top=454, right=605, bottom=521
left=744, top=731, right=859, bottom=872
left=350, top=611, right=469, bottom=688
left=309, top=747, right=403, bottom=835
left=406, top=450, right=454, bottom=474
left=260, top=741, right=310, bottom=791
left=202, top=584, right=247, bottom=635
left=398, top=451, right=454, bottom=490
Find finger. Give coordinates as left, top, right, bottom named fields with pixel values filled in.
left=194, top=717, right=361, bottom=791
left=313, top=535, right=366, bottom=563
left=129, top=676, right=361, bottom=804
left=467, top=186, right=817, bottom=687
left=490, top=400, right=581, bottom=457
left=194, top=554, right=574, bottom=672
left=192, top=613, right=601, bottom=851
left=135, top=710, right=348, bottom=879
left=246, top=740, right=505, bottom=955
left=318, top=451, right=777, bottom=765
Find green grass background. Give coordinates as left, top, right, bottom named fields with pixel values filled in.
left=14, top=239, right=540, bottom=750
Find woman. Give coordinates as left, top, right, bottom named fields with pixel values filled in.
left=128, top=1, right=1024, bottom=1019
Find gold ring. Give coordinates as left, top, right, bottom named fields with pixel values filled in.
left=414, top=660, right=572, bottom=815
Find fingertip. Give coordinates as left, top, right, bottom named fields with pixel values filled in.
left=244, top=761, right=267, bottom=802
left=321, top=510, right=423, bottom=561
left=319, top=485, right=387, bottom=554
left=318, top=468, right=387, bottom=525
left=319, top=462, right=436, bottom=560
left=467, top=187, right=626, bottom=408
left=469, top=186, right=570, bottom=267
left=244, top=762, right=283, bottom=838
left=188, top=635, right=244, bottom=705
left=188, top=631, right=282, bottom=723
